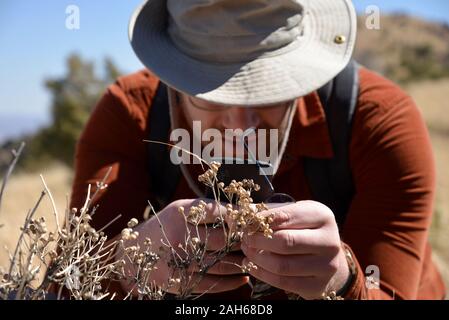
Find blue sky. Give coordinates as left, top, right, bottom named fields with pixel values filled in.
left=0, top=0, right=448, bottom=141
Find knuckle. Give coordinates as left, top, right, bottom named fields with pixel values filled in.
left=276, top=210, right=291, bottom=225
left=281, top=232, right=296, bottom=252
left=326, top=242, right=341, bottom=256
left=327, top=258, right=339, bottom=275
left=318, top=204, right=334, bottom=221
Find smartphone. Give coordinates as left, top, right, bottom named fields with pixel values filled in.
left=204, top=157, right=274, bottom=203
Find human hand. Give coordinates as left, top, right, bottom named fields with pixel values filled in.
left=241, top=200, right=350, bottom=299
left=119, top=199, right=248, bottom=295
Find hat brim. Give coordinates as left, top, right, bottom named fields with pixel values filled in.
left=129, top=0, right=357, bottom=106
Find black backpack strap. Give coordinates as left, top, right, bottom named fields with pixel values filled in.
left=147, top=82, right=181, bottom=211
left=303, top=60, right=359, bottom=227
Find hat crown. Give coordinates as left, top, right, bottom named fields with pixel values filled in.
left=167, top=0, right=306, bottom=63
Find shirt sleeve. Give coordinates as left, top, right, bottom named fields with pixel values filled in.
left=70, top=80, right=154, bottom=239
left=341, top=72, right=437, bottom=299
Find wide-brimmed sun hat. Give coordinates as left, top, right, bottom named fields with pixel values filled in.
left=129, top=0, right=357, bottom=106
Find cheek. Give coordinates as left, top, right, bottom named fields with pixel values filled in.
left=259, top=111, right=285, bottom=128
left=183, top=107, right=221, bottom=131
left=198, top=116, right=220, bottom=132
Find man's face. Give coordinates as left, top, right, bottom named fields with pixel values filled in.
left=173, top=90, right=295, bottom=160
left=179, top=93, right=292, bottom=133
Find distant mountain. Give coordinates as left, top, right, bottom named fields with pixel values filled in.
left=354, top=14, right=449, bottom=83
left=0, top=114, right=48, bottom=144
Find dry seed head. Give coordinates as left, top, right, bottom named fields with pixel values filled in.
left=80, top=223, right=90, bottom=233
left=210, top=161, right=221, bottom=172
left=130, top=231, right=139, bottom=240
left=168, top=278, right=181, bottom=286
left=121, top=228, right=131, bottom=240
left=241, top=261, right=258, bottom=273
left=127, top=218, right=139, bottom=228
left=96, top=181, right=108, bottom=190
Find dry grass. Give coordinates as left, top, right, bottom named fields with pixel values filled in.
left=0, top=163, right=71, bottom=267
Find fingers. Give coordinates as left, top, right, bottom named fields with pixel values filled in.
left=258, top=201, right=333, bottom=231
left=243, top=229, right=337, bottom=255
left=167, top=273, right=249, bottom=294
left=192, top=274, right=249, bottom=294
left=241, top=243, right=335, bottom=277
left=175, top=198, right=228, bottom=225
left=194, top=225, right=227, bottom=251
left=188, top=252, right=246, bottom=275
left=242, top=258, right=328, bottom=299
left=190, top=225, right=241, bottom=252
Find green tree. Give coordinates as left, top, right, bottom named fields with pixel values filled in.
left=14, top=53, right=122, bottom=171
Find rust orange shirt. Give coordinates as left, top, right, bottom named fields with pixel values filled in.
left=70, top=66, right=446, bottom=300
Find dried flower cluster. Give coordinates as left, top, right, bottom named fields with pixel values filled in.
left=119, top=229, right=163, bottom=300
left=0, top=195, right=123, bottom=300
left=1, top=149, right=277, bottom=300
left=199, top=162, right=274, bottom=240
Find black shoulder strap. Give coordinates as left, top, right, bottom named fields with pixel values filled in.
left=303, top=60, right=359, bottom=227
left=147, top=82, right=181, bottom=211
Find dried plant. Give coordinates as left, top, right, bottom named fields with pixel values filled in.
left=148, top=161, right=274, bottom=299
left=0, top=144, right=274, bottom=300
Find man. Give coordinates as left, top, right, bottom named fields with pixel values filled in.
left=70, top=0, right=446, bottom=299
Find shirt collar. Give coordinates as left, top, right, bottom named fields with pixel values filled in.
left=277, top=91, right=334, bottom=174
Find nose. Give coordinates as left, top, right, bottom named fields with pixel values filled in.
left=221, top=107, right=260, bottom=130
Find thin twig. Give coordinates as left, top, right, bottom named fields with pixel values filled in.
left=40, top=174, right=60, bottom=232
left=0, top=142, right=26, bottom=216
left=7, top=191, right=46, bottom=278
left=144, top=139, right=208, bottom=170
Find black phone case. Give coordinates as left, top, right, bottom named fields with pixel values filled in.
left=204, top=159, right=274, bottom=203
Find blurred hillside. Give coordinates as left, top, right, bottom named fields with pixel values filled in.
left=0, top=54, right=122, bottom=173
left=354, top=14, right=449, bottom=83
